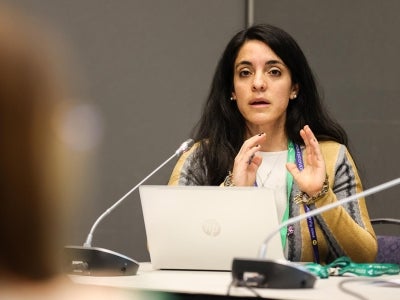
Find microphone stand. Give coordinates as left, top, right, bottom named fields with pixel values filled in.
left=231, top=177, right=400, bottom=289
left=64, top=139, right=194, bottom=276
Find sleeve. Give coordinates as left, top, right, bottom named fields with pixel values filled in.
left=312, top=142, right=377, bottom=263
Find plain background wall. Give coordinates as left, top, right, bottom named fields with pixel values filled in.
left=11, top=0, right=399, bottom=262
left=253, top=0, right=400, bottom=236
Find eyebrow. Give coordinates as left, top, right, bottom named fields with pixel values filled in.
left=235, top=60, right=286, bottom=69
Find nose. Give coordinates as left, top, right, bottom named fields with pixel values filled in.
left=252, top=73, right=266, bottom=92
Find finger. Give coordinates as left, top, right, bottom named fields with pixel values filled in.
left=286, top=162, right=301, bottom=179
left=299, top=128, right=308, bottom=146
left=235, top=144, right=260, bottom=166
left=305, top=126, right=316, bottom=147
left=237, top=132, right=265, bottom=160
left=303, top=125, right=323, bottom=162
left=246, top=145, right=261, bottom=165
left=299, top=128, right=314, bottom=166
left=304, top=126, right=323, bottom=163
left=249, top=155, right=262, bottom=168
left=304, top=125, right=320, bottom=147
left=241, top=132, right=266, bottom=151
left=300, top=128, right=313, bottom=155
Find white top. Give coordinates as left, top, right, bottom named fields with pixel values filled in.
left=256, top=150, right=288, bottom=222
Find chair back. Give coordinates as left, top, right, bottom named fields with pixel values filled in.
left=371, top=218, right=400, bottom=264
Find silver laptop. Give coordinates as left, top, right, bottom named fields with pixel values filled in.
left=139, top=185, right=285, bottom=271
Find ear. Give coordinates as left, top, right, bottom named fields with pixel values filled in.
left=231, top=91, right=237, bottom=101
left=290, top=84, right=300, bottom=100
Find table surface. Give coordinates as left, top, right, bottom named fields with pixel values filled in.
left=70, top=262, right=400, bottom=300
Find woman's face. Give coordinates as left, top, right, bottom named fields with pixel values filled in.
left=232, top=39, right=298, bottom=133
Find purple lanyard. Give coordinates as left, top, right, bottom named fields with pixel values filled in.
left=294, top=144, right=320, bottom=264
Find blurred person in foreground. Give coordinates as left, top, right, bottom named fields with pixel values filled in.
left=0, top=4, right=168, bottom=300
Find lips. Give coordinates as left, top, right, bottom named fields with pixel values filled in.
left=250, top=98, right=270, bottom=106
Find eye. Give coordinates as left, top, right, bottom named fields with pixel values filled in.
left=268, top=68, right=281, bottom=77
left=238, top=69, right=253, bottom=77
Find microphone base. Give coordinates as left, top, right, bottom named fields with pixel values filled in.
left=64, top=245, right=139, bottom=276
left=231, top=258, right=316, bottom=289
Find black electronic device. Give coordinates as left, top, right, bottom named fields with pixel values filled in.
left=232, top=258, right=316, bottom=289
left=64, top=246, right=139, bottom=276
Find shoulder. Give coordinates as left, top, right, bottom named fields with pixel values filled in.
left=179, top=141, right=201, bottom=161
left=318, top=140, right=345, bottom=153
left=318, top=140, right=350, bottom=161
left=168, top=141, right=202, bottom=185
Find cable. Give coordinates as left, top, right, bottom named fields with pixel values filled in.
left=226, top=277, right=264, bottom=297
left=339, top=277, right=400, bottom=299
left=338, top=278, right=375, bottom=300
left=243, top=285, right=262, bottom=298
left=226, top=279, right=235, bottom=296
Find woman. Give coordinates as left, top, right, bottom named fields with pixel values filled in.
left=169, top=24, right=377, bottom=264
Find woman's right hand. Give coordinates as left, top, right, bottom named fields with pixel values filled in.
left=230, top=133, right=266, bottom=186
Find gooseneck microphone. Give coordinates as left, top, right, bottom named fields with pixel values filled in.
left=64, top=139, right=194, bottom=276
left=231, top=177, right=400, bottom=289
left=84, top=138, right=195, bottom=248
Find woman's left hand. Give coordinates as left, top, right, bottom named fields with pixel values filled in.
left=286, top=125, right=327, bottom=196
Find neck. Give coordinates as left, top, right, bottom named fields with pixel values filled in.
left=246, top=123, right=288, bottom=152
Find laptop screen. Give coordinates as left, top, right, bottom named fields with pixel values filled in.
left=139, top=185, right=285, bottom=271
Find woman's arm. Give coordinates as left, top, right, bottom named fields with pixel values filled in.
left=313, top=142, right=377, bottom=262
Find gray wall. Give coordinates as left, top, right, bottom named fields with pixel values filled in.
left=13, top=0, right=399, bottom=262
left=253, top=0, right=400, bottom=236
